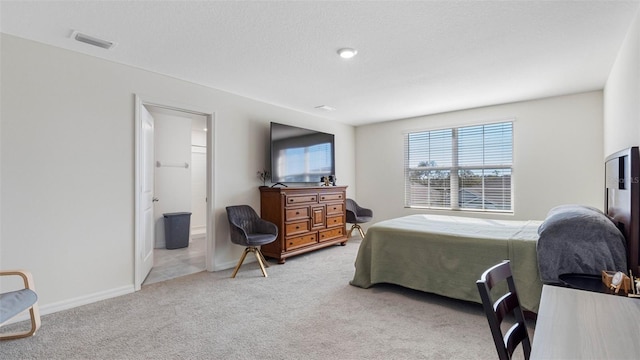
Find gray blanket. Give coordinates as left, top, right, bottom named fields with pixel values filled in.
left=537, top=205, right=627, bottom=284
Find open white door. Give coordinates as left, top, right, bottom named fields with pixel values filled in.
left=135, top=95, right=215, bottom=287
left=136, top=104, right=155, bottom=289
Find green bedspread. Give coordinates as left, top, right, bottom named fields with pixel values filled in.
left=349, top=214, right=543, bottom=313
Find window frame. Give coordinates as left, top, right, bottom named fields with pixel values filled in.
left=404, top=120, right=514, bottom=213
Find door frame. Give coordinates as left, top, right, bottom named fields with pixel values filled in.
left=134, top=94, right=215, bottom=290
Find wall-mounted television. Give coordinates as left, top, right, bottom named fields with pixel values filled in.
left=270, top=122, right=335, bottom=184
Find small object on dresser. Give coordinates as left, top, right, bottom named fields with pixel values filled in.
left=320, top=175, right=336, bottom=186
left=601, top=270, right=631, bottom=294
left=629, top=269, right=640, bottom=298
left=257, top=169, right=271, bottom=186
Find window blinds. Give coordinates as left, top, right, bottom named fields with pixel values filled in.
left=404, top=121, right=513, bottom=211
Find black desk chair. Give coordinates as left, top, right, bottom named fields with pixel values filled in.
left=225, top=205, right=278, bottom=278
left=345, top=199, right=373, bottom=239
left=476, top=260, right=531, bottom=360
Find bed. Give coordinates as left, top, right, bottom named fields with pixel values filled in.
left=349, top=214, right=544, bottom=312
left=350, top=146, right=640, bottom=314
left=604, top=146, right=640, bottom=276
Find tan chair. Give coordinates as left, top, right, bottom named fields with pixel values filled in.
left=476, top=260, right=531, bottom=360
left=1, top=269, right=41, bottom=340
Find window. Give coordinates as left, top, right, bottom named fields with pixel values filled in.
left=404, top=121, right=513, bottom=212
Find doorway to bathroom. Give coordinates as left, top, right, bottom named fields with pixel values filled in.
left=134, top=95, right=214, bottom=290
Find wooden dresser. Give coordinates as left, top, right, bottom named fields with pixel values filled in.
left=259, top=186, right=348, bottom=263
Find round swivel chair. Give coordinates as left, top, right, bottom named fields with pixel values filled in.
left=345, top=199, right=373, bottom=239
left=225, top=205, right=278, bottom=278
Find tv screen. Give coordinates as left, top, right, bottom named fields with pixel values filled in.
left=270, top=122, right=335, bottom=183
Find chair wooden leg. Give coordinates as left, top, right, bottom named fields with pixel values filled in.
left=0, top=305, right=41, bottom=340
left=231, top=247, right=251, bottom=278
left=347, top=224, right=356, bottom=238
left=253, top=248, right=268, bottom=277
left=256, top=248, right=270, bottom=268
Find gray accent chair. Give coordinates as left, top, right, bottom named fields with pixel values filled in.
left=1, top=269, right=41, bottom=340
left=225, top=205, right=278, bottom=278
left=345, top=199, right=373, bottom=239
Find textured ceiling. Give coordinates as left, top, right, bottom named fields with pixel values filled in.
left=1, top=1, right=639, bottom=126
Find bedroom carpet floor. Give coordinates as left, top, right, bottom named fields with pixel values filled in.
left=0, top=235, right=534, bottom=359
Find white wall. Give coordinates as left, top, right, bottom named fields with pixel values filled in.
left=191, top=129, right=207, bottom=236
left=355, top=91, right=604, bottom=224
left=0, top=34, right=356, bottom=312
left=151, top=109, right=192, bottom=248
left=604, top=8, right=640, bottom=154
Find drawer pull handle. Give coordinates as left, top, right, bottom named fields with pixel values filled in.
left=296, top=226, right=299, bottom=229
left=296, top=211, right=299, bottom=215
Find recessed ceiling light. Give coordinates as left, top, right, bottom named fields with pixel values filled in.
left=70, top=30, right=116, bottom=50
left=315, top=105, right=336, bottom=112
left=337, top=48, right=358, bottom=59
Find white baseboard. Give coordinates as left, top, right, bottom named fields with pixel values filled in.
left=212, top=258, right=253, bottom=272
left=191, top=225, right=205, bottom=235
left=190, top=233, right=206, bottom=241
left=190, top=226, right=206, bottom=240
left=2, top=285, right=135, bottom=325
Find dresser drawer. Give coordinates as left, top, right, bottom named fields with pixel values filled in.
left=285, top=207, right=309, bottom=221
left=318, top=192, right=344, bottom=203
left=286, top=193, right=318, bottom=205
left=326, top=215, right=343, bottom=227
left=285, top=220, right=310, bottom=236
left=285, top=233, right=317, bottom=251
left=326, top=203, right=343, bottom=215
left=319, top=227, right=344, bottom=242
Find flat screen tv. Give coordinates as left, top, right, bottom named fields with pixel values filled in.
left=270, top=122, right=335, bottom=184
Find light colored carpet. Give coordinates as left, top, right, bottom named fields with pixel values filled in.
left=0, top=237, right=533, bottom=359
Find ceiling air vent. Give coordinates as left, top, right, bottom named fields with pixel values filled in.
left=70, top=30, right=116, bottom=50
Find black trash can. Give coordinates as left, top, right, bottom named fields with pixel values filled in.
left=163, top=212, right=192, bottom=249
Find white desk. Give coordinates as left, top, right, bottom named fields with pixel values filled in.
left=531, top=285, right=640, bottom=359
